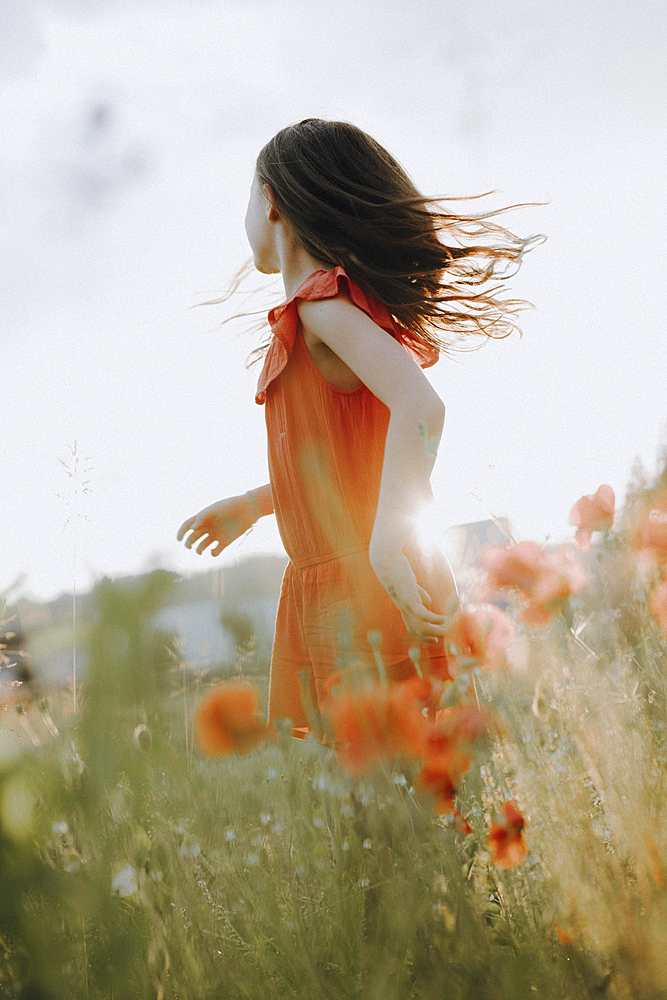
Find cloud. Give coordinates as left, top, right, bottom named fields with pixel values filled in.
left=0, top=0, right=47, bottom=85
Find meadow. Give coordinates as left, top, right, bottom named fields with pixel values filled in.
left=1, top=468, right=667, bottom=1000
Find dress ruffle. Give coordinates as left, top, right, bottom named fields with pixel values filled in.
left=255, top=266, right=439, bottom=404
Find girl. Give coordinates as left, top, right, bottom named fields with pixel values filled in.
left=178, top=119, right=535, bottom=735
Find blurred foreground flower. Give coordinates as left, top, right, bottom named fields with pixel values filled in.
left=398, top=673, right=446, bottom=713
left=112, top=864, right=139, bottom=897
left=569, top=484, right=615, bottom=551
left=488, top=801, right=528, bottom=869
left=481, top=541, right=550, bottom=597
left=519, top=548, right=588, bottom=627
left=482, top=541, right=586, bottom=628
left=195, top=682, right=269, bottom=757
left=649, top=575, right=667, bottom=635
left=324, top=682, right=427, bottom=775
left=628, top=491, right=667, bottom=570
left=446, top=603, right=516, bottom=672
left=416, top=707, right=490, bottom=814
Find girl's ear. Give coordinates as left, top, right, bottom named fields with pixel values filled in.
left=263, top=184, right=280, bottom=223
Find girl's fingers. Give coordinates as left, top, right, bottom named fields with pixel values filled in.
left=417, top=585, right=432, bottom=606
left=404, top=605, right=448, bottom=642
left=177, top=516, right=197, bottom=541
left=421, top=609, right=448, bottom=625
left=180, top=516, right=235, bottom=556
left=407, top=599, right=446, bottom=625
left=407, top=620, right=440, bottom=642
left=185, top=526, right=206, bottom=549
left=420, top=630, right=444, bottom=643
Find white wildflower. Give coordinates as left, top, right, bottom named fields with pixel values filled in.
left=178, top=837, right=201, bottom=858
left=112, top=864, right=138, bottom=897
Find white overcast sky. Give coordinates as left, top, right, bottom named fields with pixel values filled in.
left=2, top=0, right=666, bottom=603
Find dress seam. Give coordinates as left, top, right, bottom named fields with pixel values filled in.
left=291, top=543, right=369, bottom=570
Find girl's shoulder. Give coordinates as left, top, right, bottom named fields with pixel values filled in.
left=269, top=266, right=372, bottom=322
left=255, top=267, right=438, bottom=404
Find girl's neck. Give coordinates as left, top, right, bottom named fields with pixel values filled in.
left=275, top=228, right=331, bottom=300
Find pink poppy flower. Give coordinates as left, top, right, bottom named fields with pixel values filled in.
left=482, top=542, right=586, bottom=628
left=446, top=604, right=517, bottom=672
left=569, top=484, right=615, bottom=551
left=481, top=541, right=552, bottom=599
left=519, top=547, right=587, bottom=628
left=629, top=491, right=667, bottom=570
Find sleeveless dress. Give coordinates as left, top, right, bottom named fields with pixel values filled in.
left=255, top=266, right=455, bottom=732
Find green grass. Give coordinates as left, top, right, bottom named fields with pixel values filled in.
left=1, top=532, right=667, bottom=999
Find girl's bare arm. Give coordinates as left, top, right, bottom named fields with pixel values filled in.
left=177, top=484, right=274, bottom=556
left=297, top=295, right=448, bottom=643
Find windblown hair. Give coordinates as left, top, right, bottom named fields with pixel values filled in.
left=253, top=118, right=542, bottom=356
left=203, top=119, right=542, bottom=362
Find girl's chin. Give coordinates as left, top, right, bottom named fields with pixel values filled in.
left=254, top=259, right=279, bottom=275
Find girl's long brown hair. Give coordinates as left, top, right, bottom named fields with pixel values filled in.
left=205, top=118, right=543, bottom=362
left=254, top=119, right=543, bottom=355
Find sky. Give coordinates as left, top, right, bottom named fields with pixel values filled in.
left=2, top=0, right=666, bottom=604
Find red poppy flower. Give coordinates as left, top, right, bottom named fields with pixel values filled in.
left=437, top=705, right=491, bottom=744
left=324, top=683, right=427, bottom=775
left=569, top=484, right=615, bottom=551
left=488, top=801, right=528, bottom=868
left=451, top=810, right=472, bottom=835
left=195, top=682, right=268, bottom=757
left=397, top=673, right=447, bottom=713
left=417, top=751, right=463, bottom=814
left=415, top=707, right=490, bottom=814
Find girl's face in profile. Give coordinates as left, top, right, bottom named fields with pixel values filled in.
left=244, top=174, right=278, bottom=274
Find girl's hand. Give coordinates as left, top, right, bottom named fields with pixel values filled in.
left=177, top=494, right=258, bottom=557
left=370, top=551, right=448, bottom=644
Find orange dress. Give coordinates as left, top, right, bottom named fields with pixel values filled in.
left=256, top=267, right=455, bottom=731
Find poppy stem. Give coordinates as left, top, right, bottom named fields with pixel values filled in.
left=297, top=671, right=325, bottom=740
left=409, top=647, right=423, bottom=678
left=471, top=672, right=481, bottom=710
left=367, top=631, right=387, bottom=687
